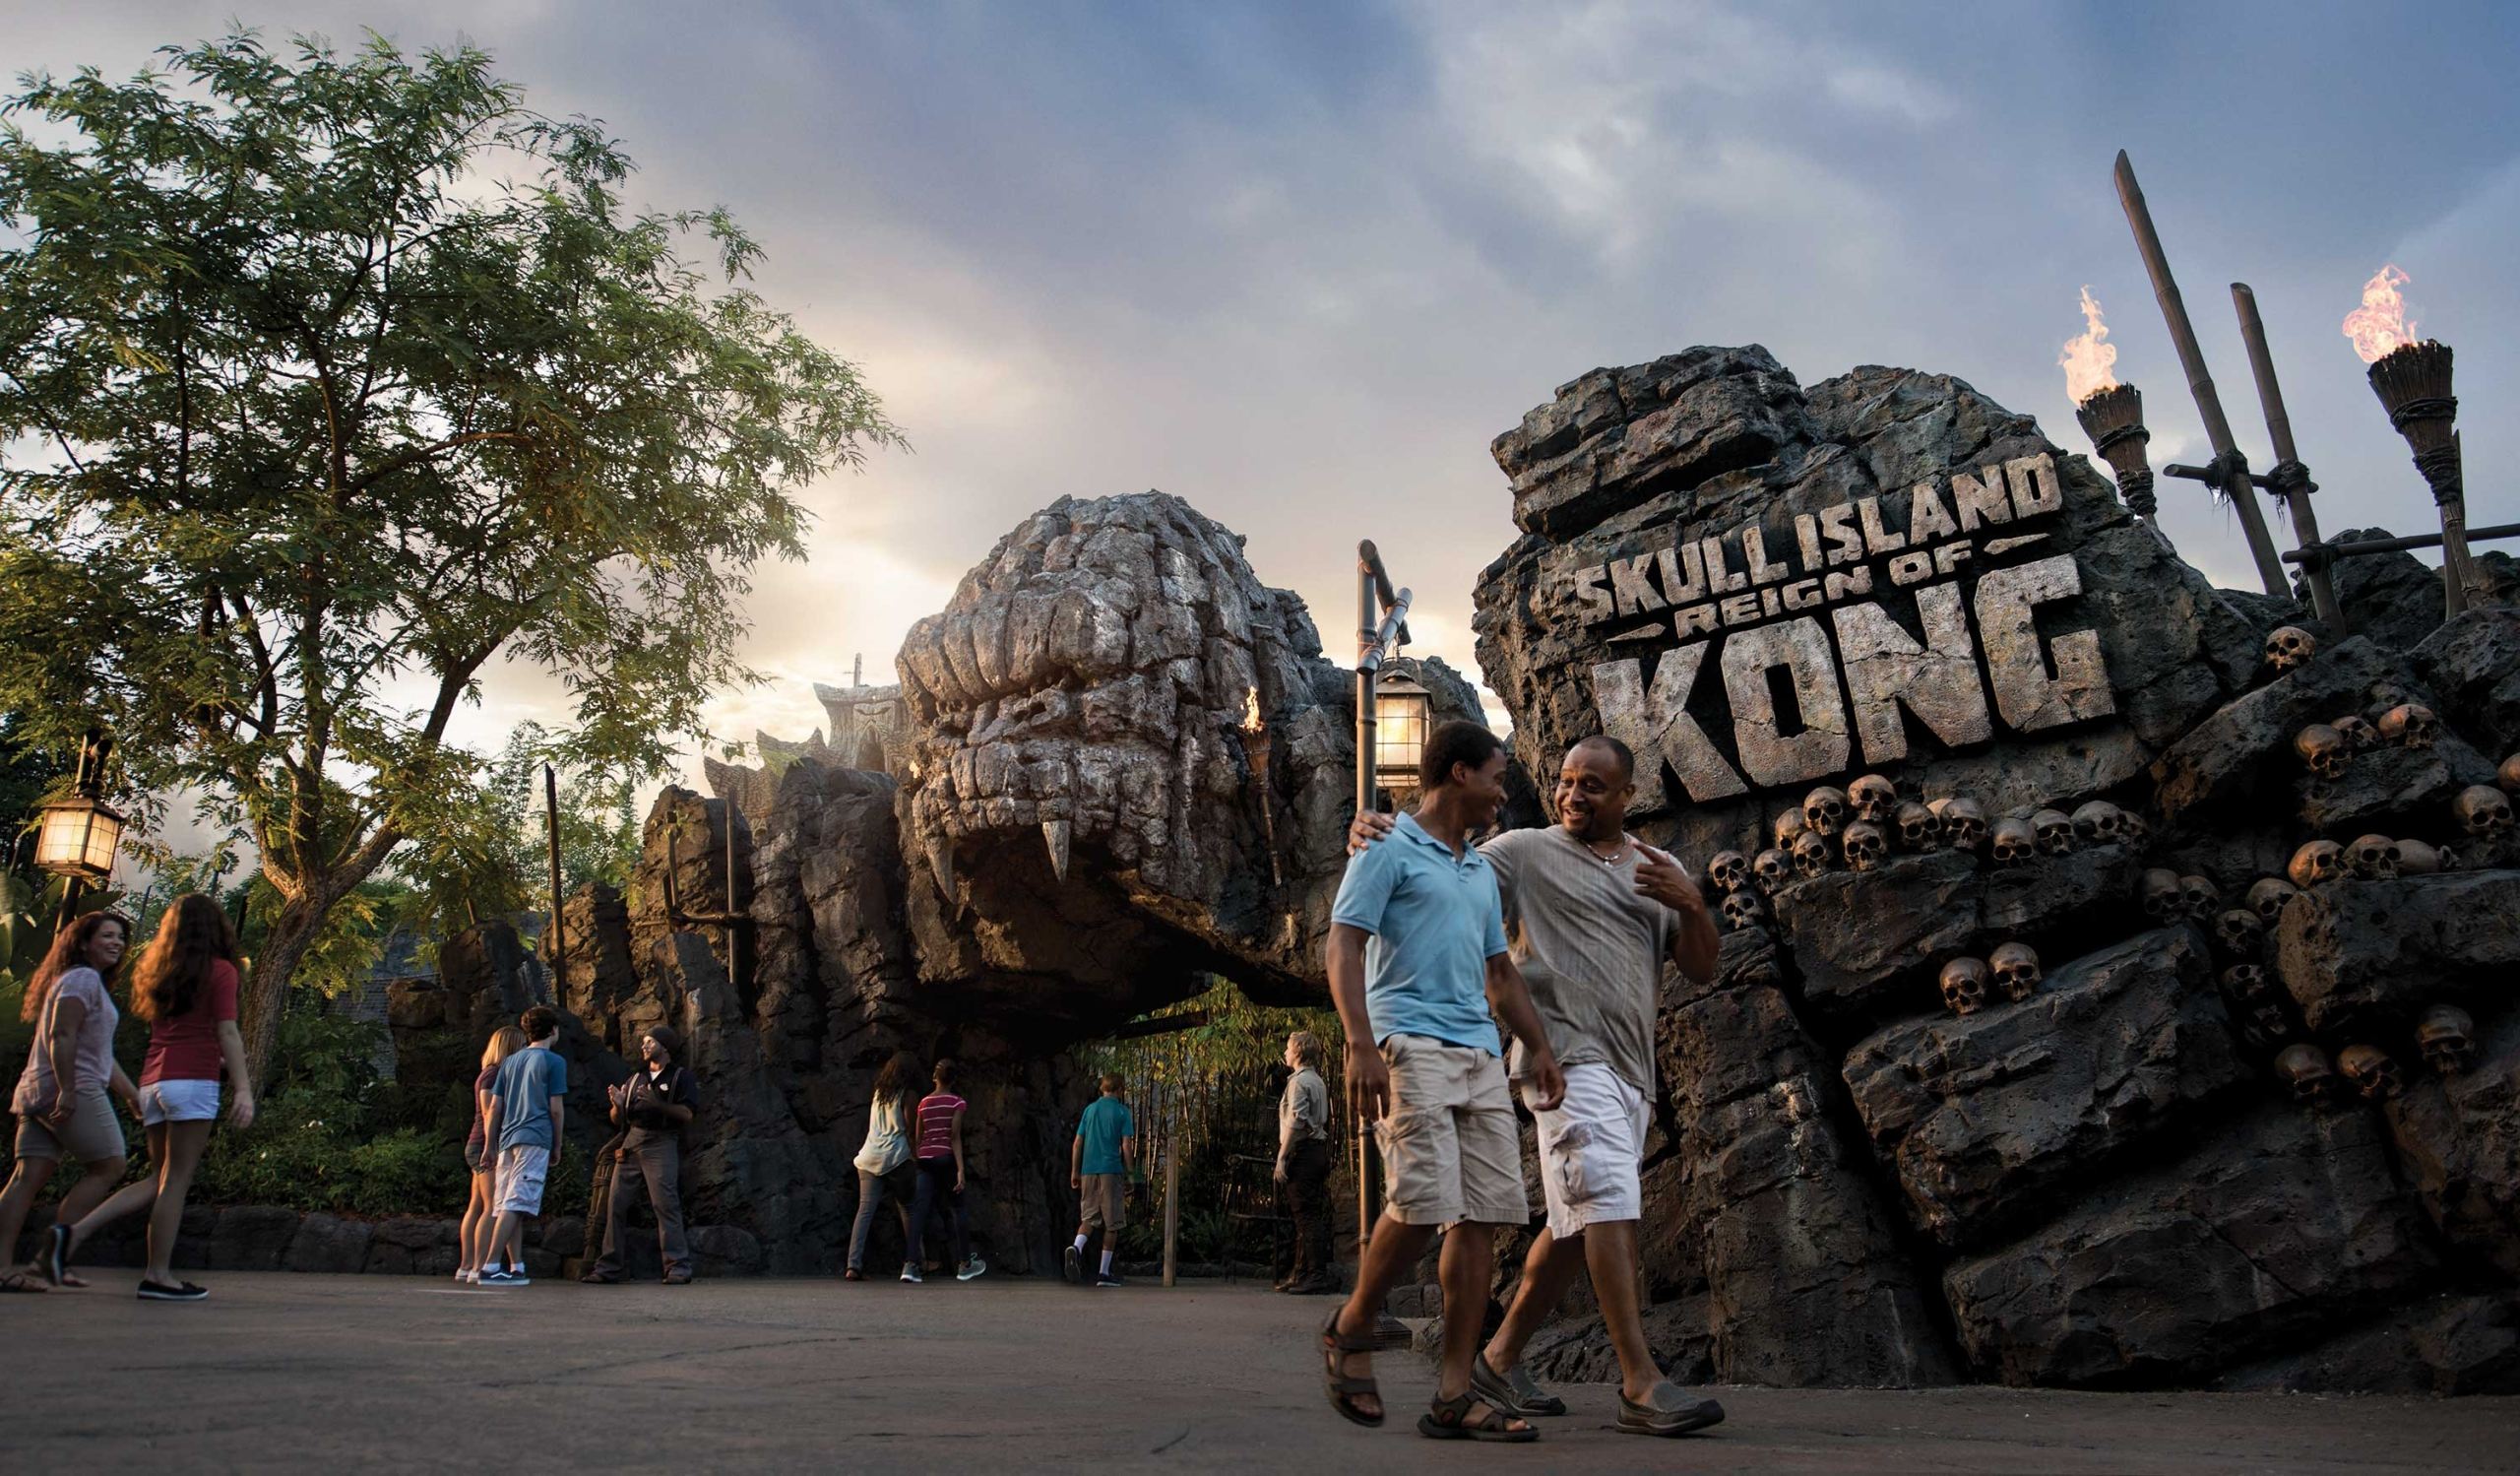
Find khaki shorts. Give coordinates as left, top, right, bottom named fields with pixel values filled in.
left=15, top=1089, right=127, bottom=1165
left=1375, top=1033, right=1529, bottom=1228
left=1078, top=1172, right=1126, bottom=1232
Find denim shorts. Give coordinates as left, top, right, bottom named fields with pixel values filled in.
left=139, top=1077, right=220, bottom=1126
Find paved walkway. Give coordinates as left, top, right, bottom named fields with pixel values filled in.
left=5, top=1271, right=2512, bottom=1473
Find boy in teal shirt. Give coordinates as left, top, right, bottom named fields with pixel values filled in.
left=1067, top=1075, right=1137, bottom=1287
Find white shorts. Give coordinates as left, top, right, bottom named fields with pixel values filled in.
left=139, top=1078, right=220, bottom=1126
left=1525, top=1062, right=1650, bottom=1240
left=495, top=1144, right=551, bottom=1215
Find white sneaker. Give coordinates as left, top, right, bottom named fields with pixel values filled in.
left=956, top=1255, right=987, bottom=1281
left=900, top=1264, right=923, bottom=1283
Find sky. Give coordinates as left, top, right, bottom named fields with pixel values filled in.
left=13, top=0, right=2520, bottom=840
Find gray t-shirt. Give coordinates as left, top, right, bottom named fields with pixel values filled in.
left=1482, top=826, right=1674, bottom=1100
left=1279, top=1067, right=1329, bottom=1152
left=12, top=966, right=118, bottom=1110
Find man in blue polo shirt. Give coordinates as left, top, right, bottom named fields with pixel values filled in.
left=1315, top=720, right=1564, bottom=1444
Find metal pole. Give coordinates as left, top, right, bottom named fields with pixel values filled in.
left=51, top=876, right=85, bottom=941
left=1353, top=548, right=1378, bottom=1258
left=2230, top=284, right=2345, bottom=628
left=543, top=764, right=566, bottom=997
left=2113, top=152, right=2290, bottom=598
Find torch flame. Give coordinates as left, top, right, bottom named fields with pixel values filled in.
left=1241, top=686, right=1264, bottom=734
left=2059, top=286, right=2120, bottom=406
left=2342, top=264, right=2418, bottom=363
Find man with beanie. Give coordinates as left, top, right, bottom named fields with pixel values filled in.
left=583, top=1025, right=699, bottom=1285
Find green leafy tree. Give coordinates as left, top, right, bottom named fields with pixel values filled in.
left=0, top=32, right=902, bottom=1075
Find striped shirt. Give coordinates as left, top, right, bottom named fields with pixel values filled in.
left=1481, top=826, right=1675, bottom=1098
left=914, top=1091, right=966, bottom=1160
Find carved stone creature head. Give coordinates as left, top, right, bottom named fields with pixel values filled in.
left=1989, top=816, right=2036, bottom=866
left=1939, top=957, right=1990, bottom=1015
left=2331, top=715, right=2379, bottom=752
left=1933, top=797, right=1987, bottom=852
left=2346, top=834, right=2401, bottom=880
left=2395, top=838, right=2446, bottom=876
left=2031, top=808, right=2075, bottom=856
left=2454, top=784, right=2515, bottom=837
left=2070, top=800, right=2127, bottom=845
left=2276, top=1044, right=2335, bottom=1102
left=2501, top=752, right=2520, bottom=795
left=1707, top=850, right=1750, bottom=894
left=2264, top=625, right=2316, bottom=673
left=1719, top=890, right=1766, bottom=933
left=2214, top=909, right=2266, bottom=958
left=1751, top=848, right=1791, bottom=895
left=2220, top=962, right=2273, bottom=1003
left=2417, top=1004, right=2476, bottom=1076
left=1802, top=786, right=1850, bottom=839
left=2294, top=724, right=2349, bottom=781
left=1791, top=829, right=1832, bottom=879
left=2379, top=703, right=2439, bottom=750
left=1841, top=821, right=1890, bottom=872
left=2289, top=839, right=2345, bottom=888
left=1774, top=807, right=1812, bottom=851
left=2140, top=868, right=2186, bottom=920
left=2245, top=876, right=2300, bottom=924
left=2337, top=1044, right=2405, bottom=1103
left=1989, top=942, right=2042, bottom=1001
left=1896, top=802, right=1942, bottom=852
left=1849, top=774, right=1898, bottom=826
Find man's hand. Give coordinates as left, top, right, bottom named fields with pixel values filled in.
left=1520, top=1051, right=1568, bottom=1114
left=1636, top=844, right=1712, bottom=922
left=1071, top=1172, right=1082, bottom=1189
left=1346, top=810, right=1398, bottom=856
left=1343, top=1040, right=1391, bottom=1125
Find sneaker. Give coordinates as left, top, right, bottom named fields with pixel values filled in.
left=138, top=1279, right=209, bottom=1302
left=956, top=1255, right=986, bottom=1282
left=1062, top=1245, right=1083, bottom=1284
left=454, top=1268, right=470, bottom=1284
left=1094, top=1271, right=1125, bottom=1288
left=900, top=1264, right=923, bottom=1283
left=479, top=1269, right=531, bottom=1287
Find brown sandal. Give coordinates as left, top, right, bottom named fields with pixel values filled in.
left=1320, top=1313, right=1384, bottom=1427
left=1418, top=1389, right=1537, bottom=1443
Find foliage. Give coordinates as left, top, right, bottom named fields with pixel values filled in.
left=191, top=1009, right=471, bottom=1215
left=0, top=29, right=903, bottom=1069
left=0, top=710, right=69, bottom=879
left=387, top=722, right=639, bottom=932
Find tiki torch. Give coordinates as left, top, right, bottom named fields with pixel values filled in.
left=2366, top=339, right=2482, bottom=618
left=2062, top=287, right=2174, bottom=554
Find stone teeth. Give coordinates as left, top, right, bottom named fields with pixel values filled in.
left=927, top=837, right=957, bottom=899
left=1042, top=818, right=1073, bottom=883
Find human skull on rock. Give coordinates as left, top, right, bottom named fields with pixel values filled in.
left=2247, top=1001, right=2297, bottom=1047
left=2178, top=874, right=2220, bottom=918
left=2264, top=625, right=2315, bottom=673
left=2213, top=909, right=2266, bottom=957
left=2289, top=839, right=2346, bottom=888
left=2337, top=1045, right=2405, bottom=1103
left=1848, top=774, right=1898, bottom=827
left=1706, top=850, right=1750, bottom=894
left=1988, top=817, right=2036, bottom=866
left=1803, top=786, right=1850, bottom=839
left=1751, top=848, right=1791, bottom=896
left=2416, top=1004, right=2476, bottom=1076
left=1719, top=890, right=1766, bottom=933
left=1932, top=797, right=1986, bottom=852
left=1895, top=802, right=1942, bottom=852
left=2395, top=838, right=2449, bottom=875
left=2294, top=723, right=2349, bottom=781
left=2276, top=1044, right=2335, bottom=1102
left=1773, top=807, right=1812, bottom=851
left=2378, top=703, right=2439, bottom=750
left=1841, top=821, right=1889, bottom=872
left=2500, top=751, right=2520, bottom=795
left=2346, top=834, right=2401, bottom=880
left=2453, top=784, right=2513, bottom=838
left=1989, top=942, right=2042, bottom=1001
left=1791, top=829, right=1832, bottom=880
left=2220, top=963, right=2274, bottom=1003
left=2139, top=868, right=2185, bottom=921
left=2031, top=808, right=2075, bottom=856
left=2069, top=800, right=2128, bottom=845
left=2245, top=876, right=2300, bottom=924
left=2331, top=714, right=2379, bottom=752
left=1939, top=957, right=1990, bottom=1015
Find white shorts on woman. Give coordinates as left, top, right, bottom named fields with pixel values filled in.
left=139, top=1078, right=221, bottom=1126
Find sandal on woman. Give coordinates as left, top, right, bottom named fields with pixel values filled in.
left=1319, top=1312, right=1384, bottom=1427
left=0, top=1270, right=47, bottom=1294
left=1418, top=1389, right=1537, bottom=1443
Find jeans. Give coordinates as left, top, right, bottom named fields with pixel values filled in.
left=905, top=1156, right=969, bottom=1268
left=848, top=1163, right=915, bottom=1272
left=1278, top=1137, right=1333, bottom=1279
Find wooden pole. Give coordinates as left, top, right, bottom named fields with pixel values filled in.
left=2113, top=151, right=2290, bottom=598
left=543, top=764, right=566, bottom=997
left=2230, top=284, right=2346, bottom=628
left=1162, top=1097, right=1180, bottom=1289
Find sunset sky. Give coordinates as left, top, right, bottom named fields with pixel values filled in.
left=17, top=1, right=2520, bottom=825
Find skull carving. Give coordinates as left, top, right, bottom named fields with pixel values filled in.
left=2395, top=838, right=2446, bottom=875
left=1802, top=786, right=1850, bottom=839
left=2275, top=1043, right=2335, bottom=1102
left=2336, top=1044, right=2405, bottom=1103
left=2453, top=784, right=2515, bottom=837
left=2363, top=679, right=2413, bottom=722
left=2245, top=876, right=2300, bottom=924
left=2416, top=1004, right=2476, bottom=1076
left=1774, top=807, right=1812, bottom=851
left=1719, top=890, right=1766, bottom=933
left=2220, top=963, right=2274, bottom=1003
left=2378, top=703, right=2439, bottom=750
left=2213, top=909, right=2266, bottom=958
left=1707, top=850, right=1750, bottom=894
left=1751, top=848, right=1791, bottom=896
left=1896, top=801, right=1943, bottom=852
left=2294, top=724, right=2349, bottom=781
left=2264, top=625, right=2316, bottom=673
left=2139, top=867, right=2186, bottom=920
left=2345, top=834, right=2401, bottom=880
left=1848, top=774, right=1899, bottom=826
left=2031, top=808, right=2075, bottom=856
left=1989, top=817, right=2036, bottom=865
left=1841, top=821, right=1889, bottom=872
left=2288, top=839, right=2345, bottom=888
left=2500, top=751, right=2520, bottom=795
left=2331, top=715, right=2379, bottom=752
left=1791, top=829, right=1832, bottom=880
left=2247, top=1001, right=2296, bottom=1046
left=2070, top=800, right=2127, bottom=846
left=2178, top=875, right=2219, bottom=919
left=1989, top=941, right=2042, bottom=1001
left=1933, top=797, right=1987, bottom=852
left=1939, top=957, right=1990, bottom=1016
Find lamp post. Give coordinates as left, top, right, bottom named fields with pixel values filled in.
left=1352, top=542, right=1415, bottom=1348
left=33, top=730, right=124, bottom=937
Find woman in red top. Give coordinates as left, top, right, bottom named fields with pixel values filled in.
left=902, top=1059, right=984, bottom=1283
left=47, top=894, right=258, bottom=1301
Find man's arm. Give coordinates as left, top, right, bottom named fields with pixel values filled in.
left=1636, top=843, right=1719, bottom=986
left=546, top=1096, right=565, bottom=1157
left=1484, top=952, right=1565, bottom=1111
left=1325, top=923, right=1388, bottom=1125
left=483, top=1090, right=504, bottom=1150
left=1121, top=1130, right=1136, bottom=1171
left=662, top=1070, right=694, bottom=1127
left=1071, top=1131, right=1084, bottom=1188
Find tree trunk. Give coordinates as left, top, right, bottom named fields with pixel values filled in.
left=240, top=900, right=325, bottom=1088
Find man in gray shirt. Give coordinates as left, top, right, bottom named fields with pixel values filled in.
left=1272, top=1030, right=1333, bottom=1294
left=1351, top=735, right=1723, bottom=1437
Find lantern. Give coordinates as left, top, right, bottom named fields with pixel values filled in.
left=1372, top=669, right=1430, bottom=789
left=33, top=729, right=122, bottom=885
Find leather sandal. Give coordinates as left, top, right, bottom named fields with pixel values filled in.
left=1418, top=1388, right=1537, bottom=1442
left=1319, top=1312, right=1384, bottom=1427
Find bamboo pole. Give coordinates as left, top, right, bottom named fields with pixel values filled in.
left=1162, top=1101, right=1181, bottom=1289
left=2113, top=151, right=2290, bottom=598
left=543, top=764, right=566, bottom=997
left=2229, top=284, right=2345, bottom=628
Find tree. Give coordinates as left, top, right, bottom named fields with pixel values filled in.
left=0, top=32, right=903, bottom=1074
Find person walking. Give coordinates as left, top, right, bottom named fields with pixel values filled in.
left=457, top=1025, right=527, bottom=1285
left=583, top=1026, right=698, bottom=1285
left=44, top=895, right=255, bottom=1300
left=1316, top=721, right=1564, bottom=1442
left=1351, top=734, right=1726, bottom=1437
left=2, top=912, right=139, bottom=1293
left=478, top=1005, right=567, bottom=1287
left=1064, top=1073, right=1136, bottom=1288
left=902, top=1059, right=983, bottom=1283
left=843, top=1052, right=920, bottom=1281
left=1271, top=1030, right=1334, bottom=1295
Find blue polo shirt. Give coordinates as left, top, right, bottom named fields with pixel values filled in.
left=1330, top=812, right=1509, bottom=1055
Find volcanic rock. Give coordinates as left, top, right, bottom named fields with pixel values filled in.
left=2218, top=1292, right=2520, bottom=1395
left=2416, top=608, right=2520, bottom=754
left=2385, top=1003, right=2520, bottom=1278
left=2272, top=870, right=2520, bottom=1034
left=208, top=1205, right=299, bottom=1271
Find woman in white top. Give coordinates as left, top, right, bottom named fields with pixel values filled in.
left=2, top=912, right=141, bottom=1293
left=844, top=1052, right=920, bottom=1280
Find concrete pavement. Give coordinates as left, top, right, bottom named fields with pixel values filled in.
left=5, top=1270, right=2513, bottom=1473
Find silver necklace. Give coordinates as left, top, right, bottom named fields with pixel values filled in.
left=1582, top=834, right=1627, bottom=866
